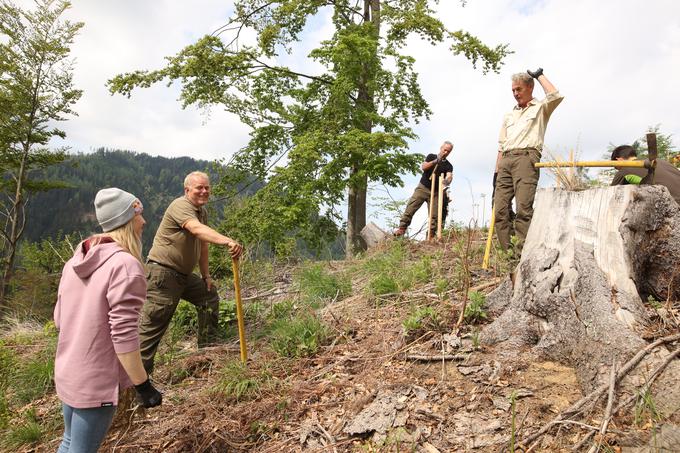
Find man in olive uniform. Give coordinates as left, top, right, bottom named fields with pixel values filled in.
left=138, top=171, right=242, bottom=373
left=494, top=68, right=563, bottom=253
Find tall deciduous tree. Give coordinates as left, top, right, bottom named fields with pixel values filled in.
left=0, top=0, right=82, bottom=305
left=109, top=0, right=509, bottom=257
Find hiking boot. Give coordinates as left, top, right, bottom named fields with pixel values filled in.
left=393, top=227, right=406, bottom=237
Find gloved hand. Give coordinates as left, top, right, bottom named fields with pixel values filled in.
left=527, top=67, right=543, bottom=79
left=134, top=378, right=162, bottom=408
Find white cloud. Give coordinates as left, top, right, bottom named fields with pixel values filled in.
left=16, top=0, right=680, bottom=233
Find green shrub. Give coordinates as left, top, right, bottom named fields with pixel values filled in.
left=211, top=360, right=272, bottom=402
left=368, top=274, right=399, bottom=296
left=1, top=409, right=42, bottom=449
left=464, top=291, right=487, bottom=324
left=402, top=307, right=440, bottom=336
left=297, top=263, right=351, bottom=304
left=269, top=314, right=330, bottom=357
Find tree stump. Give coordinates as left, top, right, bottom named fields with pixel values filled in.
left=482, top=186, right=680, bottom=413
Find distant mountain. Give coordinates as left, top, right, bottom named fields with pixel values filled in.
left=23, top=148, right=256, bottom=251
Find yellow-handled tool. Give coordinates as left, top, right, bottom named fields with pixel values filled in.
left=482, top=206, right=495, bottom=270
left=231, top=257, right=247, bottom=363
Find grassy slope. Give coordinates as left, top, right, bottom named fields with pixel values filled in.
left=1, top=231, right=676, bottom=452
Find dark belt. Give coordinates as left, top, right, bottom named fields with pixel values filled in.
left=146, top=260, right=188, bottom=277
left=502, top=147, right=539, bottom=156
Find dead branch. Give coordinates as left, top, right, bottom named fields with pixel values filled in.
left=522, top=333, right=680, bottom=446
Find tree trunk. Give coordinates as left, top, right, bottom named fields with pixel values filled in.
left=345, top=0, right=380, bottom=258
left=0, top=147, right=28, bottom=306
left=482, top=186, right=680, bottom=412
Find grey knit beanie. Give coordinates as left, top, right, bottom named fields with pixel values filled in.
left=94, top=188, right=138, bottom=232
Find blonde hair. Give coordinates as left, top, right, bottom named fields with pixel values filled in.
left=184, top=171, right=210, bottom=188
left=91, top=218, right=143, bottom=262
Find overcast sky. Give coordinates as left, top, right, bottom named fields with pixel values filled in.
left=27, top=0, right=680, bottom=234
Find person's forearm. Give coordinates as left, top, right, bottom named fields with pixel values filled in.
left=421, top=159, right=438, bottom=171
left=189, top=222, right=235, bottom=247
left=537, top=74, right=557, bottom=95
left=117, top=349, right=147, bottom=385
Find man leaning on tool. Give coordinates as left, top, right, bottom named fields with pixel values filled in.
left=394, top=141, right=453, bottom=238
left=610, top=144, right=680, bottom=205
left=139, top=171, right=243, bottom=373
left=494, top=68, right=564, bottom=253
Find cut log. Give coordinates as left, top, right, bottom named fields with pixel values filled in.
left=482, top=186, right=680, bottom=413
left=360, top=222, right=390, bottom=249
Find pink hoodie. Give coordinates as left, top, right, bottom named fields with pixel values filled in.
left=54, top=240, right=146, bottom=408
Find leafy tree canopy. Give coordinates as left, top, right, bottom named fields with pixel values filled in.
left=108, top=1, right=510, bottom=256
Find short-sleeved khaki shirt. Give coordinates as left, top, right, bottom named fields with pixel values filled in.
left=499, top=90, right=564, bottom=155
left=147, top=197, right=207, bottom=275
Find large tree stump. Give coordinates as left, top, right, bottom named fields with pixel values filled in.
left=482, top=186, right=680, bottom=414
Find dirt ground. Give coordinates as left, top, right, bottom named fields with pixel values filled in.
left=20, top=238, right=680, bottom=453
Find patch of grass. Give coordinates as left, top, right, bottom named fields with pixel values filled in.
left=0, top=342, right=16, bottom=429
left=634, top=388, right=661, bottom=426
left=269, top=299, right=296, bottom=320
left=12, top=333, right=56, bottom=404
left=368, top=273, right=399, bottom=296
left=434, top=278, right=449, bottom=298
left=402, top=307, right=441, bottom=336
left=269, top=314, right=331, bottom=358
left=1, top=409, right=42, bottom=450
left=464, top=291, right=488, bottom=324
left=296, top=263, right=351, bottom=304
left=211, top=360, right=272, bottom=402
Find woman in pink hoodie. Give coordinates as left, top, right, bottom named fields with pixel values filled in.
left=54, top=188, right=161, bottom=453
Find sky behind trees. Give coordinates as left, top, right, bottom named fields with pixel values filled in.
left=28, top=0, right=680, bottom=231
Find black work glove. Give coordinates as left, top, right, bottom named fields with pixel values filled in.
left=527, top=67, right=543, bottom=79
left=134, top=378, right=162, bottom=408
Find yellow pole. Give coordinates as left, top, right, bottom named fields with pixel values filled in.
left=231, top=257, right=247, bottom=363
left=535, top=160, right=649, bottom=168
left=482, top=206, right=495, bottom=270
left=437, top=173, right=444, bottom=239
left=427, top=170, right=436, bottom=240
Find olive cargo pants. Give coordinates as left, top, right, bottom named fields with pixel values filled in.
left=493, top=149, right=540, bottom=252
left=138, top=263, right=221, bottom=373
left=399, top=184, right=441, bottom=235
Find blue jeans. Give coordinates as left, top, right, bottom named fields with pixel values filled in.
left=57, top=403, right=116, bottom=453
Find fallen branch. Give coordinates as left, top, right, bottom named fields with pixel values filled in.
left=586, top=358, right=617, bottom=453
left=402, top=353, right=467, bottom=362
left=522, top=333, right=680, bottom=446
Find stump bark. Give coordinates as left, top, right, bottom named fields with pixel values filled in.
left=482, top=186, right=680, bottom=413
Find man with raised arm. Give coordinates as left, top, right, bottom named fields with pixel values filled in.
left=494, top=68, right=564, bottom=253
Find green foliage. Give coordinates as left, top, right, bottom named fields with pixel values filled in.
left=634, top=388, right=661, bottom=427
left=12, top=334, right=56, bottom=404
left=296, top=262, right=351, bottom=305
left=1, top=408, right=42, bottom=450
left=269, top=313, right=330, bottom=358
left=22, top=149, right=220, bottom=252
left=402, top=306, right=440, bottom=336
left=363, top=242, right=434, bottom=297
left=0, top=342, right=15, bottom=429
left=211, top=360, right=272, bottom=402
left=8, top=233, right=77, bottom=320
left=108, top=0, right=510, bottom=256
left=464, top=291, right=487, bottom=324
left=0, top=0, right=83, bottom=303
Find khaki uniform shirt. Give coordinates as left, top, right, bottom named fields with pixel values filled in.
left=147, top=197, right=207, bottom=275
left=499, top=91, right=564, bottom=155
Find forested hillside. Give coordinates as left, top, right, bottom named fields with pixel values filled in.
left=22, top=148, right=252, bottom=250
